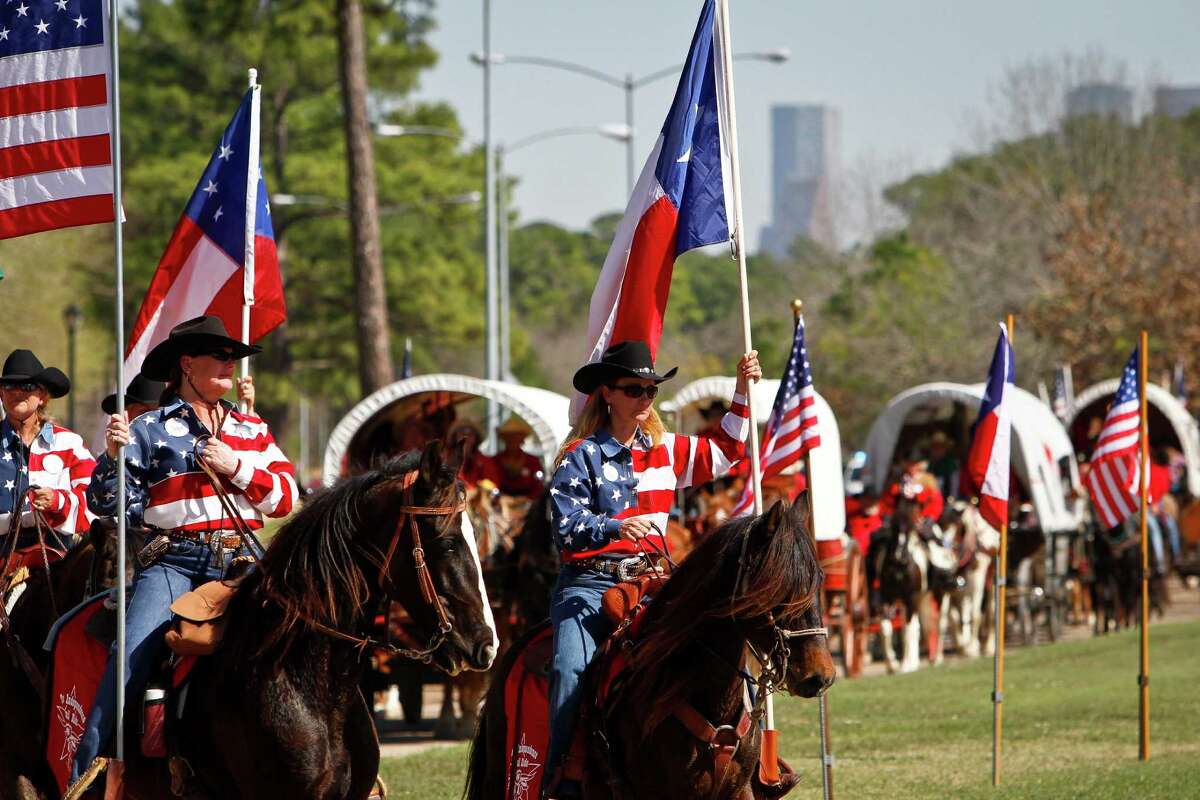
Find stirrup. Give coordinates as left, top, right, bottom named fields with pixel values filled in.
left=63, top=757, right=108, bottom=800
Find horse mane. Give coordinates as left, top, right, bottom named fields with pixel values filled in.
left=626, top=503, right=821, bottom=728
left=250, top=451, right=425, bottom=661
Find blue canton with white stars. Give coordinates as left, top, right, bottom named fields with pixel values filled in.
left=547, top=430, right=645, bottom=553
left=1113, top=347, right=1140, bottom=406
left=0, top=0, right=103, bottom=58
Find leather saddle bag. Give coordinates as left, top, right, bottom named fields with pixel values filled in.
left=164, top=580, right=239, bottom=656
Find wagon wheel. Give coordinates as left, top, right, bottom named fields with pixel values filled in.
left=841, top=541, right=867, bottom=678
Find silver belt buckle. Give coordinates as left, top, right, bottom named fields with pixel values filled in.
left=616, top=557, right=645, bottom=582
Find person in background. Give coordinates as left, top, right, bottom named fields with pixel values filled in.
left=0, top=349, right=94, bottom=556
left=492, top=416, right=545, bottom=498
left=926, top=431, right=959, bottom=500
left=100, top=372, right=166, bottom=421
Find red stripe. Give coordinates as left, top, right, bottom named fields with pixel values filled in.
left=610, top=196, right=679, bottom=357
left=631, top=444, right=672, bottom=472
left=0, top=75, right=108, bottom=118
left=0, top=194, right=113, bottom=241
left=126, top=216, right=207, bottom=354
left=0, top=134, right=111, bottom=180
left=634, top=489, right=675, bottom=514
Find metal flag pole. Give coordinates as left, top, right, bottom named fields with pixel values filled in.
left=794, top=299, right=833, bottom=800
left=714, top=0, right=771, bottom=780
left=105, top=0, right=128, bottom=771
left=992, top=313, right=1014, bottom=786
left=1138, top=329, right=1150, bottom=761
left=241, top=68, right=261, bottom=393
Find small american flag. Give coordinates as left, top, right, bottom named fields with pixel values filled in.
left=1084, top=347, right=1142, bottom=530
left=0, top=0, right=113, bottom=240
left=734, top=316, right=821, bottom=516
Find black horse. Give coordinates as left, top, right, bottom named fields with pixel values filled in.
left=466, top=496, right=835, bottom=800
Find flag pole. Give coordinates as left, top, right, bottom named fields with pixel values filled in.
left=992, top=313, right=1014, bottom=786
left=714, top=0, right=772, bottom=780
left=105, top=0, right=129, bottom=773
left=1138, top=329, right=1150, bottom=761
left=795, top=299, right=833, bottom=800
left=241, top=68, right=261, bottom=388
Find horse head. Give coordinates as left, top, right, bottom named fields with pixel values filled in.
left=740, top=496, right=836, bottom=698
left=369, top=440, right=498, bottom=675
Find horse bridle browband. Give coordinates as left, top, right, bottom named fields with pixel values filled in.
left=295, top=470, right=466, bottom=663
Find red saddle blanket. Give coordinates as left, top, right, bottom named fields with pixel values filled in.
left=44, top=594, right=196, bottom=793
left=3, top=545, right=66, bottom=577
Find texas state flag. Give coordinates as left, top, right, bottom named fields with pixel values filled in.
left=123, top=86, right=285, bottom=377
left=572, top=0, right=732, bottom=420
left=961, top=324, right=1015, bottom=530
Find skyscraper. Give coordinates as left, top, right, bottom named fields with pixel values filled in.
left=760, top=104, right=839, bottom=259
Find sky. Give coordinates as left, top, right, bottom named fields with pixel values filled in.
left=411, top=0, right=1200, bottom=244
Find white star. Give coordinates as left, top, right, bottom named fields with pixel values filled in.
left=179, top=450, right=188, bottom=457
left=129, top=458, right=140, bottom=467
left=217, top=143, right=233, bottom=161
left=104, top=491, right=115, bottom=500
left=611, top=489, right=621, bottom=502
left=54, top=0, right=67, bottom=10
left=149, top=459, right=158, bottom=468
left=213, top=205, right=224, bottom=221
left=0, top=27, right=8, bottom=40
left=1, top=451, right=10, bottom=461
left=34, top=18, right=49, bottom=34
left=563, top=534, right=574, bottom=546
left=3, top=480, right=12, bottom=490
left=15, top=3, right=28, bottom=17
left=584, top=444, right=596, bottom=455
left=575, top=522, right=585, bottom=533
left=154, top=439, right=167, bottom=448
left=72, top=13, right=86, bottom=28
left=549, top=487, right=559, bottom=495
left=167, top=469, right=178, bottom=477
left=593, top=475, right=604, bottom=486
left=202, top=179, right=218, bottom=196
left=568, top=476, right=581, bottom=488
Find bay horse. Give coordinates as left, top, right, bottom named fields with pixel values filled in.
left=465, top=495, right=835, bottom=800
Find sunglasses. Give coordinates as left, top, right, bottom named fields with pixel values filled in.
left=607, top=383, right=659, bottom=400
left=190, top=349, right=239, bottom=363
left=0, top=382, right=39, bottom=392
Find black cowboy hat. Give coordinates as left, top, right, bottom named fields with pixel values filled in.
left=572, top=340, right=677, bottom=395
left=141, top=315, right=260, bottom=381
left=102, top=372, right=166, bottom=415
left=0, top=349, right=70, bottom=398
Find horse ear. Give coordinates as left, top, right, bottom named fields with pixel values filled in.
left=760, top=498, right=788, bottom=534
left=789, top=492, right=813, bottom=536
left=446, top=435, right=468, bottom=473
left=419, top=439, right=444, bottom=485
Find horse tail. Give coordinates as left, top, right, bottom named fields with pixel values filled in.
left=464, top=708, right=490, bottom=800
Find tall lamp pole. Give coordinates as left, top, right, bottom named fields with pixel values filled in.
left=473, top=49, right=789, bottom=195
left=62, top=304, right=81, bottom=429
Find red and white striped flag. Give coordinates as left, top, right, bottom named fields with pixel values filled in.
left=1, top=0, right=115, bottom=240
left=1084, top=347, right=1142, bottom=530
left=733, top=316, right=821, bottom=516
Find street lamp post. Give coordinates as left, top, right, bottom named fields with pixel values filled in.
left=472, top=48, right=789, bottom=195
left=62, top=304, right=81, bottom=429
left=495, top=124, right=632, bottom=382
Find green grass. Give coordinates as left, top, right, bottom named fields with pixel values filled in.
left=381, top=621, right=1200, bottom=798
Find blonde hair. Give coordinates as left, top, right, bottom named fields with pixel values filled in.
left=555, top=391, right=666, bottom=466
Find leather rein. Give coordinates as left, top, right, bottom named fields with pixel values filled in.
left=287, top=470, right=466, bottom=663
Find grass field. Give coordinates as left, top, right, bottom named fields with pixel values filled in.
left=380, top=620, right=1200, bottom=798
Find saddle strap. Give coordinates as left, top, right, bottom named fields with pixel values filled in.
left=672, top=700, right=753, bottom=798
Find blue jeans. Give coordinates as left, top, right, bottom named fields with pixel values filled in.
left=1146, top=514, right=1165, bottom=572
left=546, top=565, right=617, bottom=785
left=70, top=539, right=245, bottom=781
left=1158, top=511, right=1183, bottom=563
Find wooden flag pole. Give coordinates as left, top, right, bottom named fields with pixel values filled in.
left=992, top=313, right=1014, bottom=787
left=1138, top=329, right=1150, bottom=761
left=795, top=300, right=833, bottom=800
left=714, top=0, right=772, bottom=780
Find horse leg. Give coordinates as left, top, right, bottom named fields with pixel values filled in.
left=923, top=593, right=942, bottom=667
left=963, top=560, right=986, bottom=658
left=980, top=583, right=995, bottom=657
left=433, top=677, right=457, bottom=739
left=901, top=608, right=921, bottom=673
left=880, top=615, right=899, bottom=674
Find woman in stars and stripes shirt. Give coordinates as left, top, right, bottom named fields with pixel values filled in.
left=73, top=315, right=298, bottom=782
left=541, top=340, right=760, bottom=799
left=0, top=349, right=94, bottom=556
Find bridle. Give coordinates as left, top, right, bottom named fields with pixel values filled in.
left=287, top=469, right=467, bottom=663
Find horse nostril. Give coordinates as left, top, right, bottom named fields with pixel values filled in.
left=475, top=641, right=497, bottom=668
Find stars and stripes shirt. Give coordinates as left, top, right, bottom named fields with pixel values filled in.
left=1084, top=349, right=1142, bottom=530
left=87, top=396, right=298, bottom=532
left=1, top=0, right=115, bottom=240
left=0, top=418, right=95, bottom=535
left=549, top=394, right=749, bottom=563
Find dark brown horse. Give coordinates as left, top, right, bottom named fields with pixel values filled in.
left=0, top=520, right=139, bottom=800
left=466, top=495, right=835, bottom=800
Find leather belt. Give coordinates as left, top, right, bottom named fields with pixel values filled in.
left=168, top=530, right=244, bottom=551
left=576, top=555, right=650, bottom=582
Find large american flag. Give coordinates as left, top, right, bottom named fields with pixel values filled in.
left=1084, top=347, right=1143, bottom=530
left=733, top=316, right=821, bottom=516
left=0, top=0, right=114, bottom=240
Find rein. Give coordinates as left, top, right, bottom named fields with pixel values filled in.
left=270, top=470, right=466, bottom=664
